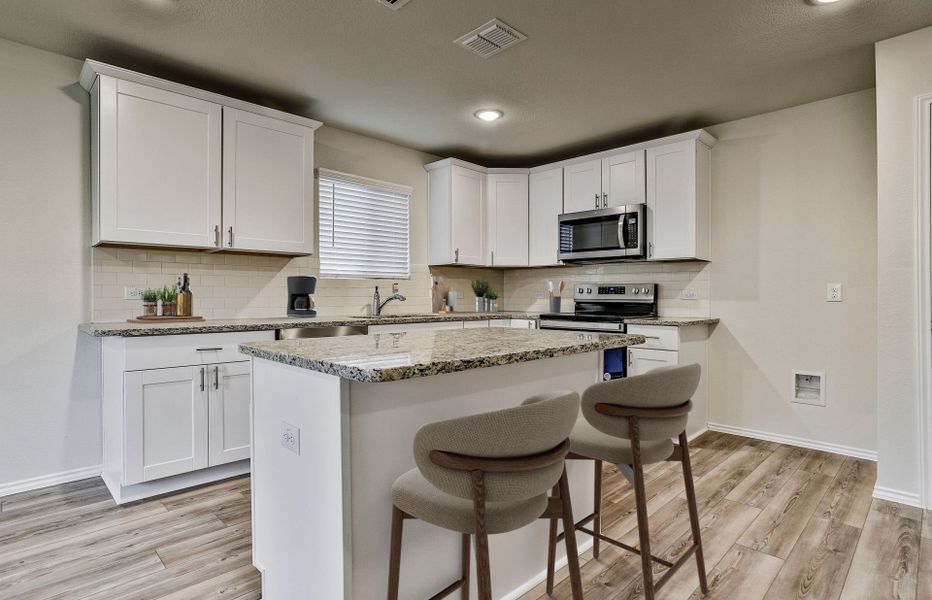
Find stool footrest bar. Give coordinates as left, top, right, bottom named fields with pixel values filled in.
left=653, top=544, right=698, bottom=591
left=429, top=577, right=468, bottom=600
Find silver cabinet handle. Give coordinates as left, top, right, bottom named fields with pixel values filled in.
left=228, top=226, right=234, bottom=248
left=602, top=192, right=608, bottom=208
left=491, top=250, right=494, bottom=266
left=196, top=347, right=223, bottom=352
left=214, top=365, right=220, bottom=390
left=628, top=351, right=634, bottom=367
left=648, top=242, right=654, bottom=258
left=454, top=248, right=459, bottom=263
left=214, top=225, right=221, bottom=248
left=643, top=335, right=661, bottom=340
left=595, top=193, right=600, bottom=208
left=200, top=367, right=205, bottom=391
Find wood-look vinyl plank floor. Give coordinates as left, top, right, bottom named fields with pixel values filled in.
left=0, top=433, right=922, bottom=600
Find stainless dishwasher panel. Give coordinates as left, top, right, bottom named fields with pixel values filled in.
left=275, top=325, right=369, bottom=339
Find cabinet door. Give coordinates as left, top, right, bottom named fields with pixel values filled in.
left=124, top=366, right=209, bottom=485
left=486, top=173, right=529, bottom=266
left=602, top=150, right=645, bottom=207
left=450, top=166, right=485, bottom=265
left=208, top=362, right=252, bottom=466
left=528, top=168, right=563, bottom=266
left=646, top=141, right=697, bottom=260
left=222, top=108, right=314, bottom=254
left=96, top=77, right=221, bottom=248
left=628, top=348, right=678, bottom=377
left=562, top=159, right=602, bottom=213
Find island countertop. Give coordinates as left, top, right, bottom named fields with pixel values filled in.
left=239, top=328, right=645, bottom=383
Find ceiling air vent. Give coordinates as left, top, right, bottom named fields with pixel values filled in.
left=454, top=19, right=527, bottom=58
left=377, top=0, right=412, bottom=10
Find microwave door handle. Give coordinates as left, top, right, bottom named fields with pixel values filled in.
left=617, top=207, right=628, bottom=255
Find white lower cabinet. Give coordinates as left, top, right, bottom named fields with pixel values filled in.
left=208, top=361, right=252, bottom=466
left=627, top=347, right=677, bottom=376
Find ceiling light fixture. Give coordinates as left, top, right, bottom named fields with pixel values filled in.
left=807, top=0, right=842, bottom=5
left=475, top=109, right=503, bottom=122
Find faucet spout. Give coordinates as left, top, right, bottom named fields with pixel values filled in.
left=376, top=293, right=407, bottom=316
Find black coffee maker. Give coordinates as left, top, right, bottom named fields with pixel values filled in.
left=287, top=276, right=317, bottom=317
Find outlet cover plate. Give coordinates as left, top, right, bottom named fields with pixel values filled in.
left=124, top=286, right=145, bottom=300
left=281, top=422, right=300, bottom=455
left=827, top=283, right=842, bottom=302
left=681, top=290, right=699, bottom=301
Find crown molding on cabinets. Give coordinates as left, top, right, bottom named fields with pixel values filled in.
left=79, top=59, right=323, bottom=131
left=423, top=157, right=529, bottom=174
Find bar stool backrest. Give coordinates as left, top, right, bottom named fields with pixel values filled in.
left=581, top=364, right=700, bottom=442
left=413, top=391, right=579, bottom=502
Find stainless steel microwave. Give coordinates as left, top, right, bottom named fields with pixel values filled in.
left=558, top=205, right=646, bottom=262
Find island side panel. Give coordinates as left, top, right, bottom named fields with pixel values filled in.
left=250, top=358, right=350, bottom=599
left=347, top=352, right=601, bottom=600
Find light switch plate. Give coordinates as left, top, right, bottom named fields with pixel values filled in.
left=681, top=290, right=699, bottom=301
left=827, top=283, right=842, bottom=302
left=281, top=422, right=300, bottom=455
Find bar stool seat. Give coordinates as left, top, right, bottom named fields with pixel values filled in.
left=391, top=468, right=548, bottom=534
left=570, top=417, right=674, bottom=465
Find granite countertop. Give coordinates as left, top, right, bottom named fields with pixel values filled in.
left=78, top=312, right=538, bottom=337
left=623, top=317, right=720, bottom=327
left=238, top=328, right=645, bottom=383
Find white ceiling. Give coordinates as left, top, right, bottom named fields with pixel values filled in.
left=2, top=0, right=930, bottom=166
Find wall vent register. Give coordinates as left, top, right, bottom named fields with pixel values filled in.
left=454, top=19, right=527, bottom=58
left=377, top=0, right=412, bottom=10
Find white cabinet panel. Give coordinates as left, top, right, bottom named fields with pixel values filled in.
left=628, top=348, right=678, bottom=377
left=463, top=320, right=491, bottom=329
left=528, top=168, right=563, bottom=266
left=222, top=108, right=314, bottom=254
left=450, top=166, right=485, bottom=265
left=625, top=325, right=679, bottom=351
left=486, top=173, right=529, bottom=266
left=208, top=361, right=252, bottom=466
left=368, top=321, right=465, bottom=334
left=602, top=150, right=645, bottom=207
left=125, top=366, right=208, bottom=485
left=563, top=159, right=602, bottom=213
left=646, top=140, right=709, bottom=260
left=95, top=77, right=222, bottom=248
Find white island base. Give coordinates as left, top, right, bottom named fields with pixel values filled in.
left=250, top=352, right=602, bottom=600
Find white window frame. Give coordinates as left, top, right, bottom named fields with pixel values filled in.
left=317, top=168, right=412, bottom=280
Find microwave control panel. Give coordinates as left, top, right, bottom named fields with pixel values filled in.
left=624, top=216, right=639, bottom=249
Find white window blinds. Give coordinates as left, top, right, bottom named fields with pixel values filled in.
left=318, top=169, right=412, bottom=279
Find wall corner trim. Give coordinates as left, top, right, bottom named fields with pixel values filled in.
left=707, top=422, right=877, bottom=461
left=0, top=464, right=102, bottom=498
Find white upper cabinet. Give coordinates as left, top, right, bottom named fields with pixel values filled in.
left=84, top=61, right=321, bottom=255
left=563, top=159, right=602, bottom=213
left=601, top=149, right=646, bottom=207
left=93, top=77, right=222, bottom=248
left=486, top=172, right=529, bottom=267
left=222, top=108, right=314, bottom=254
left=427, top=162, right=485, bottom=266
left=528, top=168, right=563, bottom=266
left=646, top=139, right=711, bottom=261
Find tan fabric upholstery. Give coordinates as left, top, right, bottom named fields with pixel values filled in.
left=391, top=469, right=548, bottom=534
left=412, top=391, right=579, bottom=502
left=569, top=417, right=673, bottom=464
left=581, top=364, right=700, bottom=442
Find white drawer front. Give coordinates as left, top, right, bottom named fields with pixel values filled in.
left=123, top=330, right=274, bottom=371
left=626, top=325, right=679, bottom=351
left=368, top=321, right=465, bottom=334
left=463, top=320, right=491, bottom=329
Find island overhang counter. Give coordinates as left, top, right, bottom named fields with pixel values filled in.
left=239, top=328, right=647, bottom=600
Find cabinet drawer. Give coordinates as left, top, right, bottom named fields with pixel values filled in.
left=368, top=321, right=464, bottom=334
left=626, top=325, right=679, bottom=351
left=123, top=330, right=274, bottom=371
left=463, top=320, right=490, bottom=329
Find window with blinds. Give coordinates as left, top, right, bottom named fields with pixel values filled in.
left=318, top=169, right=412, bottom=279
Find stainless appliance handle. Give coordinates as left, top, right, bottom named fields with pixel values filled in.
left=539, top=320, right=624, bottom=332
left=618, top=209, right=627, bottom=250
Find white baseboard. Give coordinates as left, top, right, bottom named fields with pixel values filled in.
left=0, top=464, right=102, bottom=498
left=500, top=538, right=594, bottom=600
left=707, top=423, right=877, bottom=461
left=872, top=485, right=923, bottom=508
left=687, top=426, right=709, bottom=442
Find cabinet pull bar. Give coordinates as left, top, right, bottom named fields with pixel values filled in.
left=200, top=367, right=205, bottom=391
left=196, top=347, right=223, bottom=352
left=214, top=366, right=220, bottom=390
left=228, top=226, right=234, bottom=247
left=214, top=225, right=221, bottom=248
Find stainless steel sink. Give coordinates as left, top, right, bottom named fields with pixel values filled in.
left=276, top=325, right=369, bottom=339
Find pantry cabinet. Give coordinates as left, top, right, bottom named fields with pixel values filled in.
left=486, top=172, right=529, bottom=266
left=83, top=61, right=321, bottom=256
left=528, top=168, right=563, bottom=266
left=646, top=139, right=711, bottom=261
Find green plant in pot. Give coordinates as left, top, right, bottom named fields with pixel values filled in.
left=471, top=280, right=490, bottom=312
left=486, top=289, right=499, bottom=313
left=141, top=289, right=158, bottom=317
left=157, top=285, right=178, bottom=317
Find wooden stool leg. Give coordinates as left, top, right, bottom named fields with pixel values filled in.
left=387, top=505, right=404, bottom=600
left=546, top=483, right=559, bottom=594
left=630, top=418, right=655, bottom=600
left=471, top=470, right=493, bottom=600
left=461, top=533, right=471, bottom=599
left=593, top=459, right=603, bottom=559
left=558, top=467, right=585, bottom=600
left=679, top=432, right=709, bottom=594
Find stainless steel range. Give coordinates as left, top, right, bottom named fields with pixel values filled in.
left=539, top=283, right=658, bottom=379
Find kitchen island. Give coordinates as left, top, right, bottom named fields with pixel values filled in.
left=239, top=327, right=646, bottom=600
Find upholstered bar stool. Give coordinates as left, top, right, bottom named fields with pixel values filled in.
left=546, top=364, right=709, bottom=600
left=387, top=391, right=585, bottom=600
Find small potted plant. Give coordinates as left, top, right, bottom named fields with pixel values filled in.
left=471, top=280, right=489, bottom=312
left=486, top=289, right=499, bottom=313
left=141, top=289, right=158, bottom=317
left=157, top=285, right=178, bottom=317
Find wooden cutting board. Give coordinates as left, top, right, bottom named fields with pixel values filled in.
left=126, top=316, right=206, bottom=323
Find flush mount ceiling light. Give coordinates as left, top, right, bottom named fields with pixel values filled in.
left=474, top=109, right=503, bottom=122
left=806, top=0, right=843, bottom=4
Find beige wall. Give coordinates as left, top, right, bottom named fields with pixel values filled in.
left=0, top=39, right=101, bottom=486
left=875, top=25, right=932, bottom=503
left=706, top=89, right=877, bottom=455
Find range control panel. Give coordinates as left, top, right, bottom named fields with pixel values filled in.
left=574, top=283, right=657, bottom=302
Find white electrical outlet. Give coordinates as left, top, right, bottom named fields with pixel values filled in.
left=281, top=422, right=300, bottom=455
left=827, top=283, right=842, bottom=302
left=124, top=286, right=145, bottom=300
left=681, top=290, right=699, bottom=301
